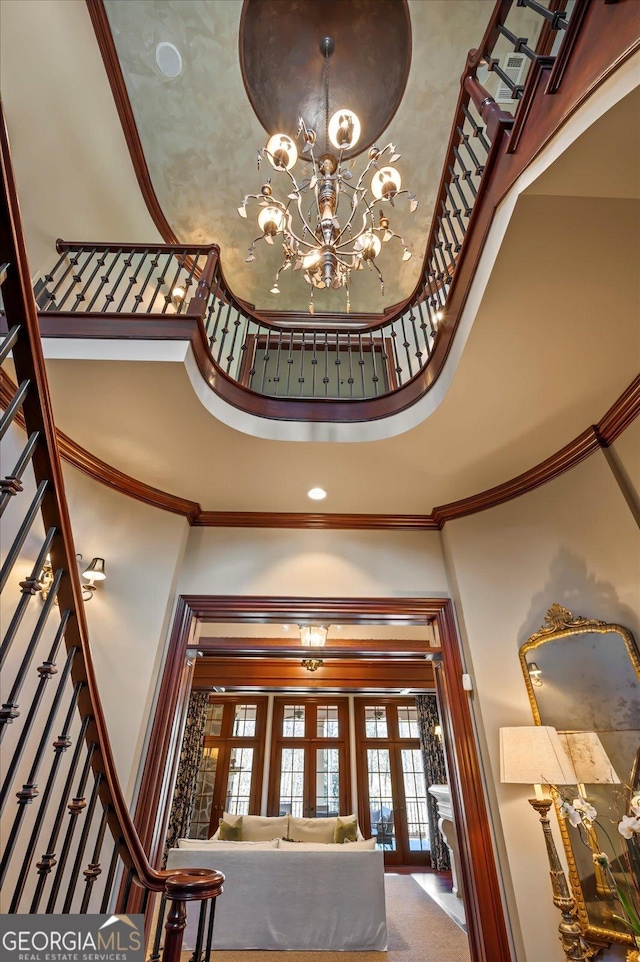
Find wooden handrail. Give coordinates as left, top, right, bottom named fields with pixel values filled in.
left=0, top=101, right=223, bottom=944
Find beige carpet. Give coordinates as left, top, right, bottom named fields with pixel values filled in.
left=170, top=875, right=470, bottom=962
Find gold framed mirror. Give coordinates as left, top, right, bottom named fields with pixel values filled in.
left=519, top=604, right=640, bottom=950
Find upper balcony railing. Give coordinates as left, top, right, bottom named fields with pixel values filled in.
left=35, top=0, right=639, bottom=421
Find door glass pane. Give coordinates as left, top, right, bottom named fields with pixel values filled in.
left=225, top=746, right=254, bottom=814
left=401, top=748, right=430, bottom=852
left=317, top=705, right=340, bottom=737
left=204, top=703, right=224, bottom=736
left=366, top=748, right=396, bottom=851
left=282, top=705, right=306, bottom=737
left=189, top=746, right=219, bottom=839
left=364, top=706, right=388, bottom=738
left=397, top=705, right=420, bottom=738
left=233, top=703, right=257, bottom=737
left=279, top=747, right=305, bottom=816
left=315, top=748, right=340, bottom=817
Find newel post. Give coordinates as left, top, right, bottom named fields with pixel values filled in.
left=186, top=248, right=219, bottom=320
left=464, top=75, right=514, bottom=143
left=161, top=869, right=224, bottom=962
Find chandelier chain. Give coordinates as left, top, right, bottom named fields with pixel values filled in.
left=324, top=45, right=330, bottom=154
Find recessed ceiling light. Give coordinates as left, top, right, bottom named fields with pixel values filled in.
left=307, top=487, right=327, bottom=501
left=156, top=41, right=183, bottom=79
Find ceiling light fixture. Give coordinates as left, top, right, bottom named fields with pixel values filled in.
left=299, top=625, right=328, bottom=648
left=307, top=486, right=327, bottom=500
left=239, top=36, right=418, bottom=313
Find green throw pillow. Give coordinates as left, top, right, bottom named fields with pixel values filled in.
left=333, top=816, right=357, bottom=844
left=219, top=816, right=243, bottom=841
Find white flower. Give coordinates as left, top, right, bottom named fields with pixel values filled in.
left=560, top=801, right=582, bottom=827
left=593, top=851, right=610, bottom=868
left=630, top=794, right=640, bottom=818
left=618, top=814, right=640, bottom=839
left=573, top=796, right=597, bottom=822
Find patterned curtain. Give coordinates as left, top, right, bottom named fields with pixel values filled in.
left=163, top=690, right=210, bottom=864
left=415, top=693, right=450, bottom=871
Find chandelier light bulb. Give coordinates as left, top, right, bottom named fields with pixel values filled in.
left=302, top=250, right=321, bottom=269
left=371, top=166, right=402, bottom=200
left=328, top=109, right=362, bottom=151
left=258, top=205, right=285, bottom=236
left=358, top=231, right=381, bottom=260
left=266, top=133, right=298, bottom=171
left=299, top=625, right=328, bottom=648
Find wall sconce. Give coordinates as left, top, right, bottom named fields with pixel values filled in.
left=299, top=625, right=328, bottom=647
left=527, top=661, right=543, bottom=687
left=302, top=659, right=323, bottom=672
left=433, top=724, right=443, bottom=741
left=39, top=554, right=106, bottom=603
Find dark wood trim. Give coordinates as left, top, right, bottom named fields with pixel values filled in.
left=546, top=0, right=595, bottom=95
left=193, top=655, right=435, bottom=690
left=85, top=0, right=179, bottom=244
left=134, top=595, right=511, bottom=962
left=3, top=374, right=639, bottom=529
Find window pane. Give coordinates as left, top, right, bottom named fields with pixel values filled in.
left=316, top=705, right=340, bottom=738
left=233, top=703, right=257, bottom=737
left=397, top=705, right=419, bottom=738
left=279, top=747, right=305, bottom=816
left=364, top=706, right=388, bottom=738
left=225, top=746, right=254, bottom=815
left=282, top=704, right=306, bottom=737
left=366, top=748, right=396, bottom=851
left=204, top=703, right=224, bottom=737
left=401, top=748, right=430, bottom=852
left=189, top=746, right=219, bottom=839
left=315, top=748, right=340, bottom=817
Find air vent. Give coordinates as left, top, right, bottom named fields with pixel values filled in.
left=155, top=41, right=183, bottom=79
left=495, top=53, right=527, bottom=104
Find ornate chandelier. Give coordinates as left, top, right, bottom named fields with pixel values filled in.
left=238, top=36, right=418, bottom=313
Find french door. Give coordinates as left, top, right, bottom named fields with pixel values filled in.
left=355, top=699, right=431, bottom=865
left=189, top=696, right=267, bottom=839
left=268, top=698, right=350, bottom=817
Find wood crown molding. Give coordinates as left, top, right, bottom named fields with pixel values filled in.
left=2, top=375, right=638, bottom=529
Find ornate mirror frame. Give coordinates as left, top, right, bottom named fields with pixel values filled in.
left=519, top=604, right=640, bottom=950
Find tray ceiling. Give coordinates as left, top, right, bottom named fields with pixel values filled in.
left=102, top=0, right=495, bottom=313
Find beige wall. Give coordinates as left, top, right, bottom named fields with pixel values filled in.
left=443, top=448, right=639, bottom=962
left=62, top=465, right=190, bottom=801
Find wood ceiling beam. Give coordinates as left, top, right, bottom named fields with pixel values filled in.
left=193, top=656, right=435, bottom=690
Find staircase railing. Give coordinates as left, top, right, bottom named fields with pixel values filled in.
left=0, top=104, right=223, bottom=956
left=35, top=0, right=635, bottom=423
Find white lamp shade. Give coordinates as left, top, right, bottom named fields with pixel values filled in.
left=558, top=732, right=621, bottom=785
left=500, top=726, right=578, bottom=786
left=328, top=109, right=361, bottom=150
left=299, top=625, right=328, bottom=648
left=371, top=166, right=401, bottom=200
left=258, top=205, right=284, bottom=235
left=266, top=133, right=298, bottom=171
left=356, top=231, right=381, bottom=260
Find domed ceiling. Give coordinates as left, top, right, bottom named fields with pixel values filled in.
left=102, top=0, right=495, bottom=313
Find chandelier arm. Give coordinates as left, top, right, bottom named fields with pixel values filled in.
left=333, top=182, right=373, bottom=245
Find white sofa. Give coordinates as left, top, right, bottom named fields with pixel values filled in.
left=165, top=814, right=387, bottom=951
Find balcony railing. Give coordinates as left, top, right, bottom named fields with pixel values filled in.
left=34, top=0, right=634, bottom=423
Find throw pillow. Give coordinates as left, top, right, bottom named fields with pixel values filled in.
left=217, top=813, right=289, bottom=841
left=219, top=816, right=243, bottom=841
left=288, top=816, right=336, bottom=843
left=334, top=815, right=358, bottom=844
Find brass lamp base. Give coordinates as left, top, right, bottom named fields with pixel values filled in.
left=529, top=798, right=594, bottom=961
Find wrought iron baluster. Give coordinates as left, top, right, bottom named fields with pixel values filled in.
left=203, top=277, right=222, bottom=340
left=357, top=333, right=366, bottom=397
left=225, top=308, right=242, bottom=375
left=0, top=430, right=39, bottom=516
left=0, top=378, right=30, bottom=440
left=444, top=180, right=467, bottom=240
left=115, top=249, right=149, bottom=313
left=0, top=527, right=56, bottom=668
left=323, top=331, right=329, bottom=398
left=441, top=199, right=462, bottom=255
left=117, top=866, right=134, bottom=913
left=30, top=708, right=89, bottom=912
left=389, top=322, right=403, bottom=387
left=103, top=252, right=134, bottom=312
left=204, top=897, right=218, bottom=960
left=149, top=893, right=168, bottom=962
left=369, top=330, right=380, bottom=397
left=462, top=103, right=491, bottom=153
left=47, top=247, right=85, bottom=304
left=0, top=480, right=48, bottom=592
left=62, top=771, right=103, bottom=912
left=457, top=126, right=485, bottom=177
left=0, top=647, right=78, bottom=889
left=161, top=252, right=189, bottom=315
left=38, top=250, right=68, bottom=308
left=335, top=331, right=341, bottom=398
left=437, top=218, right=457, bottom=276
left=311, top=331, right=318, bottom=397
left=192, top=899, right=208, bottom=962
left=346, top=332, right=354, bottom=398
left=408, top=311, right=423, bottom=371
left=516, top=0, right=568, bottom=30
left=99, top=838, right=122, bottom=914
left=56, top=248, right=95, bottom=312
left=273, top=330, right=283, bottom=397
left=176, top=253, right=201, bottom=314
left=208, top=293, right=225, bottom=350
left=298, top=330, right=306, bottom=396
left=260, top=328, right=271, bottom=395
left=86, top=248, right=122, bottom=312
left=452, top=145, right=478, bottom=198
left=46, top=740, right=97, bottom=912
left=285, top=330, right=294, bottom=396
left=80, top=804, right=109, bottom=912
left=449, top=163, right=473, bottom=217
left=146, top=252, right=173, bottom=314
left=0, top=609, right=70, bottom=807
left=216, top=303, right=233, bottom=366
left=7, top=663, right=79, bottom=911
left=71, top=250, right=107, bottom=313
left=0, top=324, right=20, bottom=365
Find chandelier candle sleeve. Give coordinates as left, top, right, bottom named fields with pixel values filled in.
left=238, top=36, right=417, bottom=312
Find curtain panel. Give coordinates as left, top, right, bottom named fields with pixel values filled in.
left=163, top=690, right=210, bottom=863
left=415, top=693, right=450, bottom=871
